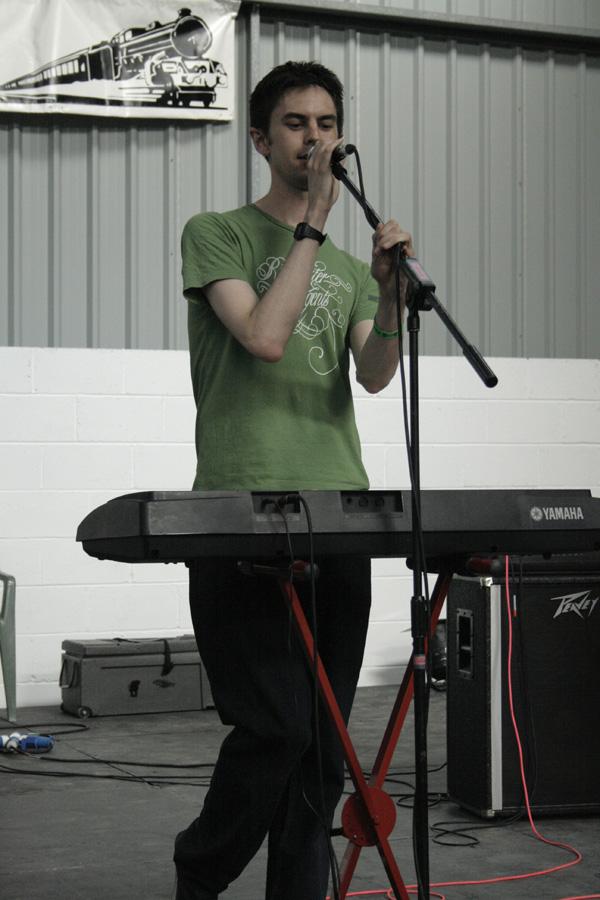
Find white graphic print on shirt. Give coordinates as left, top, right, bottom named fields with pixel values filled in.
left=255, top=257, right=352, bottom=375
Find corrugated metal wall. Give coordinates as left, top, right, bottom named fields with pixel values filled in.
left=1, top=1, right=599, bottom=357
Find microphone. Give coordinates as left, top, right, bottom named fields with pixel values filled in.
left=306, top=143, right=355, bottom=165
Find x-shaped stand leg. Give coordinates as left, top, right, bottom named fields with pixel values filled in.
left=338, top=572, right=452, bottom=897
left=278, top=570, right=452, bottom=900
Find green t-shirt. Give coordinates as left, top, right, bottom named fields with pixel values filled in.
left=182, top=204, right=378, bottom=491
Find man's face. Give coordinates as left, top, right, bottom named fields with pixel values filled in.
left=251, top=85, right=340, bottom=191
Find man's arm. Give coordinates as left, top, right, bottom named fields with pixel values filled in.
left=204, top=138, right=343, bottom=363
left=351, top=286, right=403, bottom=394
left=352, top=221, right=414, bottom=394
left=202, top=235, right=325, bottom=363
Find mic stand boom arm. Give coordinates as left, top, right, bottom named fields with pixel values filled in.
left=332, top=158, right=498, bottom=900
left=332, top=160, right=498, bottom=388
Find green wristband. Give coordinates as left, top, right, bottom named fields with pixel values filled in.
left=372, top=317, right=400, bottom=339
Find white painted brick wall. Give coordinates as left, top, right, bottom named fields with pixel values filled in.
left=0, top=347, right=598, bottom=707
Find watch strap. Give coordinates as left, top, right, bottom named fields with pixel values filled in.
left=293, top=222, right=326, bottom=245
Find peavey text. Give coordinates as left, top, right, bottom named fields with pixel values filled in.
left=553, top=590, right=598, bottom=619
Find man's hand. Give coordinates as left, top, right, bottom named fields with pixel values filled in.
left=371, top=220, right=414, bottom=295
left=350, top=220, right=414, bottom=393
left=304, top=137, right=344, bottom=228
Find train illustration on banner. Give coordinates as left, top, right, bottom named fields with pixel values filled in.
left=0, top=7, right=228, bottom=110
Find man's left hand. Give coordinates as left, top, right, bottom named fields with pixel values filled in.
left=371, top=220, right=414, bottom=294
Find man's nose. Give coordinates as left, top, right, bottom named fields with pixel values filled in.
left=305, top=121, right=320, bottom=143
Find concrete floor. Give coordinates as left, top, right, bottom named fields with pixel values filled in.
left=1, top=685, right=598, bottom=900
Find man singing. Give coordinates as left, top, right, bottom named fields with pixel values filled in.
left=174, top=60, right=413, bottom=900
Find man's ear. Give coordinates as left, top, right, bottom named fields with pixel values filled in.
left=250, top=127, right=271, bottom=161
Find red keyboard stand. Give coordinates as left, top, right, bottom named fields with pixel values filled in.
left=277, top=569, right=453, bottom=900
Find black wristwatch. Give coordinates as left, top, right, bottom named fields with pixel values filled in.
left=293, top=222, right=326, bottom=245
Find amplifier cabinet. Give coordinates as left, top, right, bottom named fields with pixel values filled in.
left=446, top=572, right=600, bottom=817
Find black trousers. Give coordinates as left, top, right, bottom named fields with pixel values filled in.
left=173, top=556, right=371, bottom=900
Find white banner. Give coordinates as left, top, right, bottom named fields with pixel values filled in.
left=0, top=0, right=240, bottom=119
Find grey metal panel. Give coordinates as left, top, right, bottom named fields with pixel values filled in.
left=454, top=43, right=485, bottom=352
left=255, top=0, right=600, bottom=51
left=245, top=10, right=600, bottom=360
left=487, top=46, right=519, bottom=356
left=50, top=127, right=89, bottom=347
left=521, top=49, right=547, bottom=357
left=1, top=3, right=599, bottom=359
left=19, top=126, right=51, bottom=346
left=584, top=58, right=600, bottom=359
left=0, top=125, right=13, bottom=343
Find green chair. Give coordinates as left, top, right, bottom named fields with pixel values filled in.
left=0, top=570, right=16, bottom=723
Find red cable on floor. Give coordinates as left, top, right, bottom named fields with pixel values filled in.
left=326, top=890, right=446, bottom=899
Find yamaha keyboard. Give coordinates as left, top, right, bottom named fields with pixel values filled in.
left=77, top=489, right=600, bottom=563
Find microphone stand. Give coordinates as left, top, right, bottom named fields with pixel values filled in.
left=332, top=158, right=498, bottom=899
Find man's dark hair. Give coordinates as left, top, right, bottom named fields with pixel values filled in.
left=249, top=61, right=344, bottom=136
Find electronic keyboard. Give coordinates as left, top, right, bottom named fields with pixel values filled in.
left=76, top=489, right=600, bottom=563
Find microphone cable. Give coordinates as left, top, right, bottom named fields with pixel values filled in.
left=270, top=493, right=342, bottom=900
